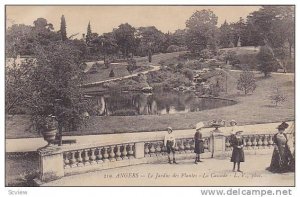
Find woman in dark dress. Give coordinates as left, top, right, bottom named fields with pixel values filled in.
left=194, top=122, right=204, bottom=164
left=231, top=130, right=245, bottom=172
left=267, top=122, right=293, bottom=173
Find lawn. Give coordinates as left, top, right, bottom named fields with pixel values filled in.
left=6, top=71, right=294, bottom=138
left=5, top=152, right=39, bottom=186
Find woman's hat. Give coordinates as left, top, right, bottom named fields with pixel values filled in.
left=277, top=122, right=289, bottom=130
left=230, top=120, right=237, bottom=126
left=167, top=126, right=173, bottom=131
left=196, top=122, right=205, bottom=130
left=235, top=130, right=243, bottom=134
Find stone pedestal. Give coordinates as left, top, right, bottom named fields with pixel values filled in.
left=134, top=142, right=145, bottom=159
left=209, top=128, right=226, bottom=158
left=38, top=146, right=64, bottom=182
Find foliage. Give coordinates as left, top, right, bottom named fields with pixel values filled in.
left=256, top=46, right=278, bottom=76
left=219, top=20, right=232, bottom=48
left=60, top=15, right=67, bottom=41
left=185, top=10, right=218, bottom=53
left=270, top=86, right=287, bottom=106
left=109, top=69, right=115, bottom=77
left=113, top=23, right=137, bottom=57
left=237, top=70, right=256, bottom=95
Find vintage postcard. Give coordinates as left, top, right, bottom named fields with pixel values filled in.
left=5, top=5, right=295, bottom=187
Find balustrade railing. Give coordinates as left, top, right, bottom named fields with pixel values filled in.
left=225, top=134, right=279, bottom=151
left=38, top=122, right=294, bottom=182
left=144, top=137, right=210, bottom=157
left=63, top=143, right=135, bottom=169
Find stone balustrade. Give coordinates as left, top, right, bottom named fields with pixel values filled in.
left=37, top=121, right=294, bottom=183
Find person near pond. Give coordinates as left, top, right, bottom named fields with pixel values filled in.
left=164, top=127, right=178, bottom=164
left=194, top=122, right=205, bottom=164
left=267, top=122, right=293, bottom=173
left=231, top=130, right=245, bottom=172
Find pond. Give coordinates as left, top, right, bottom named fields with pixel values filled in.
left=86, top=90, right=237, bottom=116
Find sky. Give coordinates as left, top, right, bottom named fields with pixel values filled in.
left=6, top=6, right=261, bottom=38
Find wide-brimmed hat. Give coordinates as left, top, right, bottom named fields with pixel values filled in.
left=196, top=122, right=205, bottom=130
left=235, top=130, right=243, bottom=134
left=277, top=122, right=289, bottom=130
left=167, top=126, right=173, bottom=132
left=230, top=120, right=237, bottom=126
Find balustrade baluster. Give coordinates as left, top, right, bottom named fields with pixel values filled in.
left=103, top=147, right=109, bottom=162
left=90, top=148, right=97, bottom=164
left=83, top=149, right=91, bottom=165
left=64, top=152, right=70, bottom=168
left=252, top=136, right=258, bottom=149
left=246, top=136, right=252, bottom=149
left=122, top=144, right=128, bottom=159
left=268, top=134, right=274, bottom=148
left=185, top=139, right=191, bottom=153
left=263, top=135, right=269, bottom=148
left=128, top=144, right=134, bottom=159
left=150, top=143, right=156, bottom=157
left=116, top=145, right=122, bottom=161
left=109, top=146, right=116, bottom=161
left=257, top=135, right=263, bottom=149
left=144, top=143, right=150, bottom=157
left=77, top=150, right=84, bottom=167
left=96, top=147, right=104, bottom=164
left=70, top=151, right=77, bottom=167
left=225, top=137, right=231, bottom=151
left=155, top=142, right=162, bottom=156
left=179, top=140, right=185, bottom=154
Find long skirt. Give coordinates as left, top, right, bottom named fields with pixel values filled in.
left=231, top=147, right=245, bottom=162
left=267, top=146, right=293, bottom=173
left=194, top=140, right=204, bottom=154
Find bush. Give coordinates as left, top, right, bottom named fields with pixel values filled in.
left=167, top=45, right=180, bottom=53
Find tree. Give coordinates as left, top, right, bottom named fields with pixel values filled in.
left=113, top=23, right=137, bottom=57
left=60, top=15, right=67, bottom=41
left=86, top=21, right=92, bottom=44
left=270, top=86, right=287, bottom=106
left=185, top=10, right=218, bottom=53
left=218, top=20, right=232, bottom=48
left=237, top=70, right=256, bottom=95
left=256, top=46, right=278, bottom=77
left=136, top=26, right=166, bottom=56
left=6, top=24, right=34, bottom=57
left=109, top=69, right=115, bottom=77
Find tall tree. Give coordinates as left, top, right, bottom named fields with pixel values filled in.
left=113, top=23, right=136, bottom=57
left=185, top=10, right=218, bottom=53
left=86, top=21, right=92, bottom=44
left=256, top=46, right=278, bottom=77
left=218, top=20, right=232, bottom=48
left=60, top=15, right=67, bottom=41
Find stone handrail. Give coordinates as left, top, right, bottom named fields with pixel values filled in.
left=37, top=121, right=294, bottom=182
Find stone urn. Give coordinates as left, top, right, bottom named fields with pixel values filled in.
left=41, top=115, right=58, bottom=146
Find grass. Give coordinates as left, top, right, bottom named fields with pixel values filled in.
left=6, top=71, right=294, bottom=138
left=5, top=152, right=39, bottom=186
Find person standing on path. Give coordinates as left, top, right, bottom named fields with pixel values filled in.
left=267, top=122, right=293, bottom=173
left=231, top=130, right=245, bottom=172
left=194, top=122, right=205, bottom=164
left=164, top=127, right=178, bottom=164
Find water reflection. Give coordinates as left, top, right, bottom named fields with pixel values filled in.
left=88, top=91, right=236, bottom=116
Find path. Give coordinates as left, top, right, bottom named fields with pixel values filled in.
left=43, top=154, right=294, bottom=186
left=6, top=121, right=294, bottom=152
left=81, top=51, right=186, bottom=87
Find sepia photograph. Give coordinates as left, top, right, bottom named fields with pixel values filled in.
left=4, top=4, right=295, bottom=188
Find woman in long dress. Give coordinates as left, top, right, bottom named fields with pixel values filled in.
left=267, top=122, right=293, bottom=173
left=231, top=130, right=245, bottom=172
left=194, top=122, right=204, bottom=164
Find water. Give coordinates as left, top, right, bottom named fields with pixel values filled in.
left=87, top=90, right=236, bottom=116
